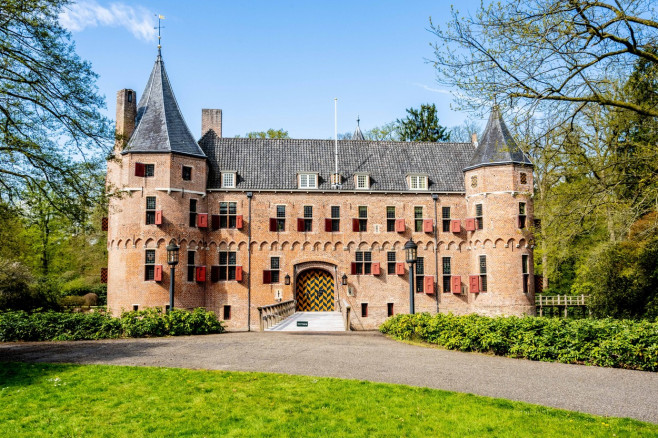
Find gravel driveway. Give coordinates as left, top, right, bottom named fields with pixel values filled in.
left=1, top=331, right=656, bottom=423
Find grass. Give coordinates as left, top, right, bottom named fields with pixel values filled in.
left=0, top=363, right=656, bottom=437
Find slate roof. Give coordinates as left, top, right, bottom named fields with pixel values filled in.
left=122, top=55, right=206, bottom=158
left=352, top=120, right=365, bottom=140
left=199, top=133, right=474, bottom=192
left=464, top=107, right=532, bottom=171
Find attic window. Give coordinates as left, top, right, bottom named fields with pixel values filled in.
left=221, top=172, right=236, bottom=188
left=408, top=175, right=428, bottom=190
left=298, top=173, right=317, bottom=189
left=355, top=174, right=369, bottom=190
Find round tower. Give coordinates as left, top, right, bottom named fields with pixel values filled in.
left=106, top=53, right=208, bottom=315
left=461, top=107, right=535, bottom=316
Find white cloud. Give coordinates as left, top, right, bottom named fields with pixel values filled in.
left=59, top=0, right=156, bottom=42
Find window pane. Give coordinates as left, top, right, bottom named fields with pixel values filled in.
left=228, top=252, right=236, bottom=265
left=146, top=197, right=156, bottom=210
left=229, top=202, right=237, bottom=214
left=415, top=207, right=423, bottom=218
left=386, top=206, right=395, bottom=218
left=364, top=263, right=371, bottom=275
left=187, top=251, right=195, bottom=265
left=145, top=164, right=154, bottom=177
left=331, top=206, right=340, bottom=218
left=442, top=257, right=451, bottom=275
left=442, top=206, right=451, bottom=219
left=276, top=205, right=286, bottom=218
left=190, top=199, right=197, bottom=212
left=519, top=203, right=526, bottom=215
left=304, top=206, right=313, bottom=218
left=364, top=252, right=372, bottom=262
left=358, top=206, right=367, bottom=218
left=271, top=270, right=279, bottom=283
left=219, top=202, right=228, bottom=214
left=219, top=252, right=227, bottom=265
left=522, top=255, right=528, bottom=274
left=228, top=266, right=236, bottom=281
left=416, top=257, right=424, bottom=275
left=480, top=255, right=487, bottom=274
left=476, top=204, right=483, bottom=217
left=355, top=252, right=363, bottom=262
left=387, top=251, right=396, bottom=262
left=271, top=257, right=280, bottom=269
left=145, top=250, right=155, bottom=264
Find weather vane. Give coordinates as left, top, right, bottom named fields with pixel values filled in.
left=155, top=14, right=165, bottom=55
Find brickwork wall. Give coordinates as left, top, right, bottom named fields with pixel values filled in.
left=107, top=153, right=536, bottom=330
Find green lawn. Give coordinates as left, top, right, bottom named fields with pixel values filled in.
left=0, top=363, right=655, bottom=437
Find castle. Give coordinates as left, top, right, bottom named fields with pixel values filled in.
left=106, top=53, right=536, bottom=331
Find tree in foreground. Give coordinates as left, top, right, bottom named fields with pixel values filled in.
left=238, top=129, right=290, bottom=139
left=0, top=0, right=111, bottom=213
left=396, top=103, right=450, bottom=142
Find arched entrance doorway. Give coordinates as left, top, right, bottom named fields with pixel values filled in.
left=295, top=268, right=335, bottom=311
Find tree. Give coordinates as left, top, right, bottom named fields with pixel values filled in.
left=449, top=119, right=481, bottom=142
left=238, top=129, right=290, bottom=139
left=396, top=104, right=450, bottom=142
left=0, top=0, right=111, bottom=212
left=430, top=0, right=658, bottom=119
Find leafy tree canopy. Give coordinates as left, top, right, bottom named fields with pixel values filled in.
left=237, top=129, right=290, bottom=139
left=396, top=104, right=450, bottom=142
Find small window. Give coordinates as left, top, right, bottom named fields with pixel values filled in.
left=146, top=196, right=156, bottom=225
left=442, top=257, right=451, bottom=293
left=475, top=204, right=483, bottom=230
left=522, top=254, right=529, bottom=294
left=471, top=175, right=477, bottom=188
left=519, top=202, right=527, bottom=229
left=480, top=255, right=488, bottom=292
left=270, top=257, right=280, bottom=283
left=386, top=206, right=396, bottom=232
left=414, top=206, right=423, bottom=232
left=223, top=305, right=231, bottom=320
left=274, top=205, right=286, bottom=232
left=218, top=251, right=237, bottom=281
left=387, top=302, right=394, bottom=317
left=356, top=174, right=369, bottom=190
left=144, top=164, right=155, bottom=177
left=361, top=303, right=368, bottom=317
left=355, top=251, right=372, bottom=275
left=221, top=172, right=236, bottom=188
left=520, top=172, right=528, bottom=185
left=387, top=251, right=397, bottom=275
left=303, top=206, right=313, bottom=232
left=416, top=257, right=425, bottom=293
left=409, top=175, right=428, bottom=190
left=145, top=249, right=155, bottom=281
left=187, top=251, right=195, bottom=282
left=132, top=304, right=138, bottom=311
left=182, top=166, right=192, bottom=181
left=330, top=206, right=340, bottom=232
left=442, top=207, right=451, bottom=232
left=219, top=202, right=238, bottom=228
left=357, top=206, right=367, bottom=232
left=189, top=199, right=197, bottom=227
left=299, top=173, right=318, bottom=189
left=127, top=92, right=133, bottom=103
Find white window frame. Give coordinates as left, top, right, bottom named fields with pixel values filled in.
left=221, top=172, right=236, bottom=188
left=355, top=174, right=369, bottom=190
left=408, top=175, right=428, bottom=190
left=298, top=173, right=318, bottom=189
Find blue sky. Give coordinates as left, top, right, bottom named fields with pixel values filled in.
left=61, top=0, right=486, bottom=139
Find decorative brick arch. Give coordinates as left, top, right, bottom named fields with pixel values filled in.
left=293, top=260, right=339, bottom=311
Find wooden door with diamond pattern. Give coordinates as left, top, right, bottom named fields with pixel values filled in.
left=295, top=269, right=335, bottom=311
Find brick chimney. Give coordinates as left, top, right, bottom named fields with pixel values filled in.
left=471, top=132, right=478, bottom=148
left=116, top=89, right=136, bottom=146
left=202, top=109, right=222, bottom=137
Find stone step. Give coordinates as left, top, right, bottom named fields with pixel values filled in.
left=266, top=312, right=345, bottom=332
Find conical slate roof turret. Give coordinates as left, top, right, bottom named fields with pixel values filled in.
left=463, top=106, right=531, bottom=171
left=122, top=54, right=205, bottom=158
left=352, top=116, right=365, bottom=140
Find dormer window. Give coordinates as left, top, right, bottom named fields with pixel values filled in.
left=355, top=174, right=370, bottom=190
left=298, top=173, right=318, bottom=189
left=221, top=171, right=236, bottom=188
left=408, top=175, right=428, bottom=190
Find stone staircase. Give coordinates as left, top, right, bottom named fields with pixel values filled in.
left=266, top=311, right=345, bottom=332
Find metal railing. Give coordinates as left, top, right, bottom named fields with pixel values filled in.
left=257, top=300, right=296, bottom=331
left=536, top=295, right=589, bottom=306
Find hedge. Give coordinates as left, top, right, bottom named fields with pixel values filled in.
left=379, top=313, right=658, bottom=371
left=0, top=308, right=224, bottom=342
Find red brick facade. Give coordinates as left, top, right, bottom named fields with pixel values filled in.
left=107, top=88, right=535, bottom=331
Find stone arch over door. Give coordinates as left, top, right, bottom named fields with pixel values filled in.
left=294, top=261, right=337, bottom=312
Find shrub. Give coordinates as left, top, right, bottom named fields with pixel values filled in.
left=82, top=293, right=98, bottom=306
left=0, top=307, right=224, bottom=342
left=60, top=295, right=86, bottom=307
left=380, top=313, right=658, bottom=371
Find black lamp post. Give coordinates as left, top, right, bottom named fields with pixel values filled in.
left=166, top=242, right=180, bottom=312
left=284, top=274, right=291, bottom=285
left=404, top=238, right=418, bottom=314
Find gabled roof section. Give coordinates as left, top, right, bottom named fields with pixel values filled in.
left=199, top=134, right=474, bottom=192
left=463, top=107, right=532, bottom=171
left=122, top=54, right=205, bottom=158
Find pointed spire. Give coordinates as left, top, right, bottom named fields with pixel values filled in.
left=463, top=106, right=532, bottom=171
left=352, top=115, right=365, bottom=140
left=123, top=54, right=205, bottom=158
